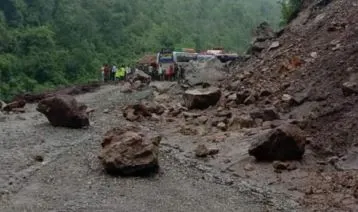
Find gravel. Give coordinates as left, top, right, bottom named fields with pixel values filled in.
left=0, top=85, right=298, bottom=212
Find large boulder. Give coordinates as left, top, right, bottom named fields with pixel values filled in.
left=37, top=95, right=89, bottom=128
left=99, top=126, right=161, bottom=176
left=248, top=124, right=306, bottom=161
left=183, top=87, right=221, bottom=109
left=3, top=100, right=26, bottom=112
left=129, top=70, right=151, bottom=84
left=183, top=58, right=226, bottom=87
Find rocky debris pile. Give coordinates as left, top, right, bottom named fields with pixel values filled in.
left=37, top=95, right=89, bottom=128
left=123, top=101, right=165, bottom=121
left=1, top=100, right=26, bottom=113
left=183, top=87, right=221, bottom=109
left=247, top=22, right=277, bottom=55
left=248, top=124, right=306, bottom=161
left=226, top=0, right=358, bottom=158
left=99, top=126, right=161, bottom=176
left=13, top=82, right=101, bottom=103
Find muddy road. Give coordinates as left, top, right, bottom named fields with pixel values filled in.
left=0, top=85, right=298, bottom=211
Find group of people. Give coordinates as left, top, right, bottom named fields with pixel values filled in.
left=100, top=64, right=132, bottom=82
left=146, top=63, right=185, bottom=82
left=100, top=62, right=185, bottom=83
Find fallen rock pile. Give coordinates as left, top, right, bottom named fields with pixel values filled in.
left=1, top=100, right=26, bottom=113
left=123, top=101, right=165, bottom=121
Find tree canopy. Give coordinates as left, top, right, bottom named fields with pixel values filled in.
left=0, top=0, right=280, bottom=101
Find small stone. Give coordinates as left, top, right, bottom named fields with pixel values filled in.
left=328, top=156, right=339, bottom=165
left=273, top=161, right=289, bottom=170
left=282, top=94, right=297, bottom=105
left=244, top=94, right=256, bottom=105
left=0, top=113, right=7, bottom=122
left=342, top=81, right=358, bottom=96
left=212, top=135, right=226, bottom=143
left=244, top=164, right=255, bottom=171
left=15, top=115, right=26, bottom=121
left=34, top=155, right=44, bottom=162
left=223, top=159, right=231, bottom=164
left=86, top=108, right=95, bottom=114
left=103, top=109, right=109, bottom=113
left=12, top=108, right=26, bottom=113
left=227, top=93, right=237, bottom=101
left=268, top=41, right=280, bottom=50
left=180, top=125, right=198, bottom=136
left=237, top=115, right=255, bottom=129
left=250, top=107, right=280, bottom=122
left=236, top=90, right=251, bottom=104
left=195, top=144, right=219, bottom=157
left=217, top=122, right=227, bottom=131
left=224, top=179, right=234, bottom=186
left=216, top=111, right=232, bottom=118
left=150, top=114, right=161, bottom=122
left=310, top=52, right=318, bottom=58
left=183, top=112, right=201, bottom=119
left=259, top=90, right=272, bottom=97
left=197, top=116, right=209, bottom=124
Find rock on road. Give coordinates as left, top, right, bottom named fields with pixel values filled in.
left=0, top=85, right=298, bottom=212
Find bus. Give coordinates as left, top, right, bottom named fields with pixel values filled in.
left=157, top=48, right=174, bottom=65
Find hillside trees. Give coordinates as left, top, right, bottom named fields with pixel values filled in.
left=0, top=0, right=281, bottom=101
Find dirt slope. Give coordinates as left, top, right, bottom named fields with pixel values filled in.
left=227, top=0, right=358, bottom=210
left=233, top=0, right=358, bottom=156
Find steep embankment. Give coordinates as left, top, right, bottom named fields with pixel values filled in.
left=233, top=0, right=358, bottom=157
left=227, top=0, right=358, bottom=210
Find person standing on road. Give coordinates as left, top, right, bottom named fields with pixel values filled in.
left=111, top=65, right=117, bottom=81
left=125, top=65, right=131, bottom=80
left=100, top=65, right=105, bottom=82
left=148, top=65, right=154, bottom=79
left=158, top=64, right=163, bottom=81
left=115, top=65, right=121, bottom=81
left=104, top=64, right=111, bottom=82
left=120, top=66, right=126, bottom=80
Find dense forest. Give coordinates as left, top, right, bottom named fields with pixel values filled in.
left=0, top=0, right=281, bottom=101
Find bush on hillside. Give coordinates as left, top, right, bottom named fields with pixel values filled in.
left=280, top=0, right=303, bottom=25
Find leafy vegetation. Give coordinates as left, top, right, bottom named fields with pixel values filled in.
left=0, top=0, right=280, bottom=101
left=279, top=0, right=303, bottom=25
